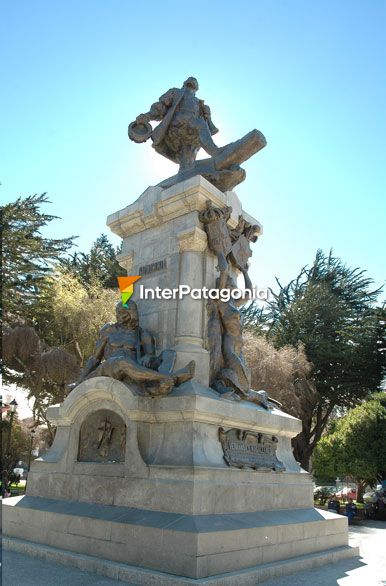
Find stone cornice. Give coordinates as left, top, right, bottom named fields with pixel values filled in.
left=106, top=176, right=262, bottom=239
left=116, top=252, right=134, bottom=272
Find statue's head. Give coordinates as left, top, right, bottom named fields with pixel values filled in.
left=115, top=301, right=139, bottom=329
left=183, top=77, right=199, bottom=92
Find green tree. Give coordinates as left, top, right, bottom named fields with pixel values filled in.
left=60, top=234, right=125, bottom=289
left=36, top=269, right=118, bottom=365
left=1, top=193, right=76, bottom=324
left=313, top=393, right=386, bottom=501
left=2, top=195, right=120, bottom=433
left=245, top=250, right=385, bottom=469
left=3, top=271, right=118, bottom=434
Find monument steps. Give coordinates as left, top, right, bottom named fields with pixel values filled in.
left=3, top=535, right=359, bottom=585
left=3, top=495, right=357, bottom=580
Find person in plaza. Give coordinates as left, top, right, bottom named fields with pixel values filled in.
left=327, top=494, right=341, bottom=514
left=345, top=497, right=357, bottom=524
left=76, top=301, right=195, bottom=396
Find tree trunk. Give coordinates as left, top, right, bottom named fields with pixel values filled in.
left=292, top=403, right=335, bottom=470
left=356, top=480, right=367, bottom=503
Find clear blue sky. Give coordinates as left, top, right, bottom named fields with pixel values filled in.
left=1, top=0, right=385, bottom=295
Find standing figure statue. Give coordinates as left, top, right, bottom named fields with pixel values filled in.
left=199, top=200, right=260, bottom=290
left=76, top=301, right=195, bottom=396
left=129, top=77, right=266, bottom=192
left=134, top=77, right=220, bottom=171
left=207, top=273, right=280, bottom=410
left=208, top=276, right=252, bottom=398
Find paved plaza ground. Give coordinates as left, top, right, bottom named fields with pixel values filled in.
left=2, top=520, right=385, bottom=585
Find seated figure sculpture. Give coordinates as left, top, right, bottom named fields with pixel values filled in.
left=77, top=301, right=195, bottom=396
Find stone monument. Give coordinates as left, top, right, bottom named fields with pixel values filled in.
left=3, top=77, right=358, bottom=584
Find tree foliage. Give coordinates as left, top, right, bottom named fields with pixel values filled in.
left=1, top=413, right=32, bottom=491
left=35, top=269, right=118, bottom=365
left=60, top=234, right=125, bottom=289
left=243, top=332, right=318, bottom=419
left=312, top=393, right=386, bottom=498
left=3, top=324, right=80, bottom=435
left=1, top=193, right=76, bottom=324
left=2, top=195, right=121, bottom=432
left=244, top=250, right=385, bottom=469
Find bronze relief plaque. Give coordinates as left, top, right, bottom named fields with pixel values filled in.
left=78, top=410, right=126, bottom=463
left=219, top=427, right=285, bottom=471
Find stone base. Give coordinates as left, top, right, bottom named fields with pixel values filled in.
left=2, top=377, right=356, bottom=581
left=3, top=535, right=358, bottom=585
left=3, top=498, right=358, bottom=581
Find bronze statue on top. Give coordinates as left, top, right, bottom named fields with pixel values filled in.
left=129, top=77, right=266, bottom=192
left=76, top=301, right=195, bottom=396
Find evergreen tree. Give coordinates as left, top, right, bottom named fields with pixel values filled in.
left=1, top=195, right=118, bottom=433
left=245, top=250, right=385, bottom=469
left=1, top=193, right=76, bottom=324
left=60, top=234, right=125, bottom=289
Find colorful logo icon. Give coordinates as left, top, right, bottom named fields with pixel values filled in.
left=117, top=276, right=141, bottom=306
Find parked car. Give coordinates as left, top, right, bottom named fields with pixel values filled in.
left=336, top=487, right=357, bottom=500
left=313, top=485, right=336, bottom=495
left=313, top=486, right=336, bottom=505
left=363, top=489, right=386, bottom=504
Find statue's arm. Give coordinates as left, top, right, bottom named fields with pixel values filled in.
left=138, top=329, right=157, bottom=368
left=199, top=100, right=219, bottom=135
left=136, top=89, right=177, bottom=124
left=140, top=329, right=156, bottom=355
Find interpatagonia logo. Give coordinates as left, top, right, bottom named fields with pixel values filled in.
left=117, top=276, right=141, bottom=306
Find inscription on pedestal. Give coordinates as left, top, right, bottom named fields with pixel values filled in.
left=219, top=427, right=285, bottom=471
left=78, top=410, right=126, bottom=463
left=139, top=259, right=167, bottom=275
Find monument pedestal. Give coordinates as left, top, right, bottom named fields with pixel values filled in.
left=3, top=378, right=358, bottom=582
left=107, top=175, right=262, bottom=387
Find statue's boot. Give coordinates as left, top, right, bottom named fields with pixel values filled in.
left=145, top=377, right=175, bottom=397
left=173, top=360, right=196, bottom=385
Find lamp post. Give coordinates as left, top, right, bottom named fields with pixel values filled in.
left=2, top=399, right=18, bottom=498
left=25, top=428, right=36, bottom=493
left=27, top=429, right=36, bottom=472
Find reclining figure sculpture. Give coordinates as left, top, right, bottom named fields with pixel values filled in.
left=76, top=301, right=195, bottom=396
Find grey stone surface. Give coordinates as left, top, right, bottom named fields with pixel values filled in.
left=3, top=536, right=360, bottom=585
left=2, top=349, right=352, bottom=579
left=21, top=377, right=308, bottom=517
left=2, top=549, right=129, bottom=586
left=5, top=495, right=337, bottom=531
left=3, top=494, right=353, bottom=579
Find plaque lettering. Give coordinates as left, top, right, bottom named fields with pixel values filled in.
left=139, top=259, right=167, bottom=275
left=219, top=427, right=285, bottom=471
